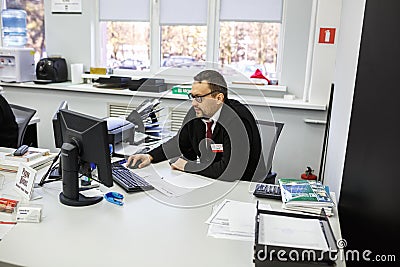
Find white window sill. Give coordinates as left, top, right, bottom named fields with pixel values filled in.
left=81, top=73, right=287, bottom=92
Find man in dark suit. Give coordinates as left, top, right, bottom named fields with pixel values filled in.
left=128, top=69, right=265, bottom=182
left=0, top=94, right=18, bottom=148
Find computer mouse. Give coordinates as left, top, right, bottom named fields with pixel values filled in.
left=13, top=145, right=29, bottom=156
left=128, top=159, right=142, bottom=169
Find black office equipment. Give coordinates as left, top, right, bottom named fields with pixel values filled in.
left=57, top=109, right=113, bottom=206
left=125, top=98, right=164, bottom=141
left=111, top=162, right=154, bottom=193
left=128, top=78, right=166, bottom=92
left=94, top=76, right=131, bottom=88
left=35, top=57, right=68, bottom=83
left=106, top=116, right=135, bottom=149
left=253, top=183, right=281, bottom=200
left=254, top=204, right=338, bottom=266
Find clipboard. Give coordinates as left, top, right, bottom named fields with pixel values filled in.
left=253, top=202, right=338, bottom=266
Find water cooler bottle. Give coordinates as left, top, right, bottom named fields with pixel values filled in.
left=1, top=9, right=28, bottom=47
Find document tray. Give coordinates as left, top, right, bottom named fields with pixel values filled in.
left=253, top=204, right=338, bottom=266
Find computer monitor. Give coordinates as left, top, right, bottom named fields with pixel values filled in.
left=58, top=109, right=113, bottom=207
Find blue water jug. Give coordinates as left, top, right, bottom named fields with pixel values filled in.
left=1, top=9, right=27, bottom=47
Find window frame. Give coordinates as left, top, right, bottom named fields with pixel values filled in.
left=98, top=0, right=285, bottom=85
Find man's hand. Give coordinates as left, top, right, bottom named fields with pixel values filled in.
left=127, top=154, right=153, bottom=169
left=170, top=157, right=187, bottom=171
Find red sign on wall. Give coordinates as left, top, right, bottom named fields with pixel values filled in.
left=319, top=28, right=336, bottom=44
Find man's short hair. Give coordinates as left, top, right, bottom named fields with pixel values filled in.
left=194, top=70, right=228, bottom=100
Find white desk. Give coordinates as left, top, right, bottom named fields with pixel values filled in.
left=0, top=162, right=344, bottom=267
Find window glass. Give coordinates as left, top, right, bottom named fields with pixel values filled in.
left=4, top=0, right=45, bottom=61
left=101, top=21, right=150, bottom=70
left=161, top=25, right=207, bottom=68
left=219, top=22, right=280, bottom=78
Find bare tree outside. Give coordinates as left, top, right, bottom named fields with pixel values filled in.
left=105, top=21, right=150, bottom=70
left=161, top=25, right=207, bottom=66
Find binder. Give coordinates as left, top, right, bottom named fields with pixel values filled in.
left=253, top=203, right=338, bottom=266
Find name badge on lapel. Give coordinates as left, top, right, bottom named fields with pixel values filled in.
left=211, top=144, right=223, bottom=153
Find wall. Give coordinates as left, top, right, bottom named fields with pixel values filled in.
left=308, top=0, right=342, bottom=105
left=44, top=0, right=96, bottom=78
left=323, top=0, right=366, bottom=201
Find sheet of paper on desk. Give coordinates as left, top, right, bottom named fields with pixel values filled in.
left=163, top=173, right=212, bottom=189
left=206, top=199, right=271, bottom=241
left=0, top=223, right=16, bottom=240
left=135, top=171, right=192, bottom=197
left=228, top=201, right=258, bottom=234
left=79, top=188, right=103, bottom=198
left=258, top=213, right=329, bottom=251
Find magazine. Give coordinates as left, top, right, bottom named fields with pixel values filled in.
left=278, top=178, right=335, bottom=208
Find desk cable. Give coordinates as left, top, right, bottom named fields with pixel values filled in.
left=38, top=151, right=61, bottom=186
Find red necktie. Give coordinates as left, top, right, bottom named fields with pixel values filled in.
left=206, top=120, right=213, bottom=143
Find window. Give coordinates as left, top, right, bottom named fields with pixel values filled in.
left=219, top=0, right=282, bottom=78
left=99, top=0, right=150, bottom=70
left=161, top=25, right=207, bottom=68
left=219, top=22, right=280, bottom=77
left=2, top=0, right=46, bottom=61
left=100, top=21, right=150, bottom=70
left=159, top=0, right=208, bottom=68
left=99, top=0, right=282, bottom=79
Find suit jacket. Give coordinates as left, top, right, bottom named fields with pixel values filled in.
left=149, top=99, right=266, bottom=181
left=0, top=95, right=18, bottom=148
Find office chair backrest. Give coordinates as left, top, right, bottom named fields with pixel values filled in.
left=255, top=120, right=284, bottom=184
left=10, top=104, right=37, bottom=147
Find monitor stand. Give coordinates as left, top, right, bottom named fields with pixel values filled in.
left=59, top=192, right=102, bottom=207
left=59, top=142, right=103, bottom=207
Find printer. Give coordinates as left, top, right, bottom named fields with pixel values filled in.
left=0, top=47, right=35, bottom=82
left=106, top=117, right=136, bottom=151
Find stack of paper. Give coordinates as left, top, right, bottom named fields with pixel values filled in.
left=278, top=178, right=335, bottom=216
left=4, top=147, right=50, bottom=162
left=0, top=147, right=56, bottom=173
left=206, top=199, right=271, bottom=241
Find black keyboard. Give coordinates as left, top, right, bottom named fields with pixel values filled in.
left=111, top=162, right=154, bottom=193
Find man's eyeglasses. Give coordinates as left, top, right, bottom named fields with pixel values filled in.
left=187, top=91, right=219, bottom=103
